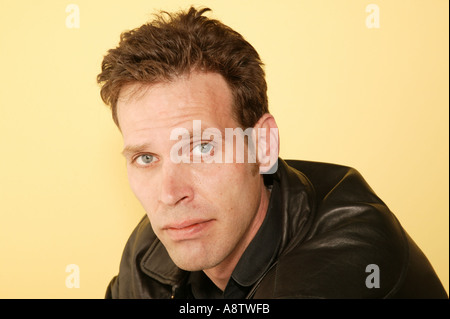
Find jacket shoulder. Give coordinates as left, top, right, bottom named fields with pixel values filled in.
left=259, top=160, right=446, bottom=298
left=260, top=161, right=407, bottom=298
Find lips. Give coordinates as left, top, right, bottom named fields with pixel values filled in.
left=163, top=219, right=214, bottom=241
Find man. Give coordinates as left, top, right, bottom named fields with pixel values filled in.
left=97, top=7, right=447, bottom=298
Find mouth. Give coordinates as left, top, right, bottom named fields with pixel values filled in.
left=163, top=219, right=214, bottom=241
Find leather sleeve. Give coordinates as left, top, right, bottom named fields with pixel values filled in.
left=105, top=276, right=118, bottom=299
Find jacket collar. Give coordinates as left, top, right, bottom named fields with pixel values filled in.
left=140, top=237, right=187, bottom=286
left=230, top=177, right=282, bottom=287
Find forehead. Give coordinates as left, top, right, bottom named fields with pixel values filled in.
left=117, top=72, right=236, bottom=136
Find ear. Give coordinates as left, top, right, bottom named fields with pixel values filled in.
left=253, top=113, right=279, bottom=174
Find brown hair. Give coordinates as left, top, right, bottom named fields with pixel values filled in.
left=97, top=7, right=268, bottom=128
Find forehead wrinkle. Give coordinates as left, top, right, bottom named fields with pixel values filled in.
left=141, top=104, right=221, bottom=131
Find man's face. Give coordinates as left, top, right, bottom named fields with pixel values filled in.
left=117, top=72, right=267, bottom=271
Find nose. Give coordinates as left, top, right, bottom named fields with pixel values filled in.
left=159, top=162, right=194, bottom=206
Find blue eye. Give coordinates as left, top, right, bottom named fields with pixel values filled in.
left=192, top=143, right=213, bottom=156
left=135, top=154, right=154, bottom=166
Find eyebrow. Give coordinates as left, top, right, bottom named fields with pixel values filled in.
left=120, top=125, right=227, bottom=157
left=121, top=143, right=153, bottom=158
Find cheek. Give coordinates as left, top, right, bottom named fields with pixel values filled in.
left=127, top=169, right=157, bottom=209
left=127, top=168, right=142, bottom=196
left=202, top=164, right=260, bottom=210
left=128, top=172, right=161, bottom=234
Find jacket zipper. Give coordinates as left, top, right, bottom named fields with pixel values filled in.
left=171, top=284, right=178, bottom=299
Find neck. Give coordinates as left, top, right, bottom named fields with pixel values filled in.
left=203, top=184, right=271, bottom=291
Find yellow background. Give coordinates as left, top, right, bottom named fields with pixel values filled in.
left=0, top=0, right=448, bottom=298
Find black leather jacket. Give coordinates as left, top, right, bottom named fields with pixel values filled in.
left=106, top=159, right=447, bottom=298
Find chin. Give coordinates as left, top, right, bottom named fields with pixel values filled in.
left=167, top=243, right=222, bottom=272
left=171, top=255, right=214, bottom=272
